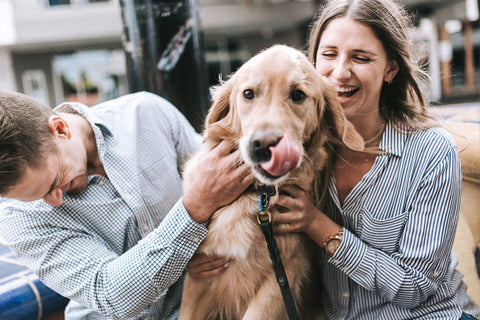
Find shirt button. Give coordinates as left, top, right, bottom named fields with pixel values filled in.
left=433, top=271, right=440, bottom=277
left=343, top=292, right=349, bottom=298
left=143, top=224, right=149, bottom=232
left=98, top=180, right=105, bottom=186
left=191, top=236, right=201, bottom=243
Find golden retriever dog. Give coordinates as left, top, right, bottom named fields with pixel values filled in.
left=179, top=45, right=363, bottom=320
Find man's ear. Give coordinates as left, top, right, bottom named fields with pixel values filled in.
left=48, top=115, right=71, bottom=138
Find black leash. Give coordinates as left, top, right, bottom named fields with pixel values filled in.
left=256, top=185, right=300, bottom=320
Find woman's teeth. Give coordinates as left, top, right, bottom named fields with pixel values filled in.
left=336, top=86, right=358, bottom=97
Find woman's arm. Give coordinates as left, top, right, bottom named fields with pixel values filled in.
left=275, top=141, right=461, bottom=308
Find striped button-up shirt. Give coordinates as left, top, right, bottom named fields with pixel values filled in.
left=320, top=122, right=479, bottom=319
left=0, top=92, right=206, bottom=319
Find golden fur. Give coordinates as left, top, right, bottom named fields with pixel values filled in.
left=179, top=45, right=363, bottom=320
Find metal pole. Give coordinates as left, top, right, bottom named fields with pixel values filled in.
left=119, top=0, right=209, bottom=131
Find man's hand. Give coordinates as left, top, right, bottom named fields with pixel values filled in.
left=187, top=253, right=231, bottom=278
left=182, top=140, right=255, bottom=223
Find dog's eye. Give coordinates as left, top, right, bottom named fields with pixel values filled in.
left=291, top=90, right=306, bottom=103
left=243, top=89, right=254, bottom=100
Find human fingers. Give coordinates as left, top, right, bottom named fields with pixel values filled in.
left=274, top=208, right=306, bottom=234
left=275, top=190, right=304, bottom=213
left=237, top=162, right=256, bottom=185
left=274, top=185, right=315, bottom=233
left=189, top=263, right=230, bottom=279
left=273, top=221, right=303, bottom=234
left=278, top=184, right=306, bottom=198
left=183, top=145, right=245, bottom=222
left=187, top=253, right=229, bottom=269
left=215, top=150, right=254, bottom=197
left=187, top=253, right=231, bottom=278
left=212, top=140, right=237, bottom=157
left=221, top=146, right=245, bottom=170
left=187, top=253, right=214, bottom=268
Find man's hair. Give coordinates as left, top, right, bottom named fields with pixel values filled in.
left=0, top=91, right=57, bottom=195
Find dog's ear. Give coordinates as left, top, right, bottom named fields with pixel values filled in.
left=322, top=87, right=364, bottom=151
left=206, top=79, right=233, bottom=126
left=203, top=76, right=241, bottom=144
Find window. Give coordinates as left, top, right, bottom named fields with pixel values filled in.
left=22, top=70, right=50, bottom=106
left=48, top=0, right=70, bottom=5
left=205, top=39, right=251, bottom=87
left=448, top=21, right=466, bottom=87
left=52, top=50, right=127, bottom=106
left=47, top=0, right=108, bottom=7
left=472, top=20, right=479, bottom=85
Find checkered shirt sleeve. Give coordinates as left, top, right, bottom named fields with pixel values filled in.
left=0, top=92, right=207, bottom=319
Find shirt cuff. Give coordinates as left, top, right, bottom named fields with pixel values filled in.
left=328, top=228, right=406, bottom=295
left=328, top=228, right=375, bottom=286
left=154, top=199, right=208, bottom=258
left=328, top=228, right=362, bottom=267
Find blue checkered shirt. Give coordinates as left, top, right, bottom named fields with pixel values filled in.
left=0, top=92, right=207, bottom=319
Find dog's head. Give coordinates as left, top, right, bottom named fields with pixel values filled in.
left=204, top=45, right=363, bottom=185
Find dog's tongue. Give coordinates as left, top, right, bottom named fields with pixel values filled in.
left=260, top=134, right=300, bottom=177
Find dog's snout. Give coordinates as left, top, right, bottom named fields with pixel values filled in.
left=249, top=131, right=281, bottom=163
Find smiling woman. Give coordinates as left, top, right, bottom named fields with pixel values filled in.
left=271, top=0, right=480, bottom=319
left=314, top=17, right=398, bottom=133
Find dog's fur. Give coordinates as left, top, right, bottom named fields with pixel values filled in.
left=179, top=45, right=363, bottom=320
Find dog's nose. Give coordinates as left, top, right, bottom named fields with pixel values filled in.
left=249, top=131, right=281, bottom=163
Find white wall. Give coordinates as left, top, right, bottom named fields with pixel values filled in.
left=13, top=0, right=122, bottom=46
left=0, top=49, right=17, bottom=91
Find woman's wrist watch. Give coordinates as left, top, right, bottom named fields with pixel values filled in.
left=323, top=226, right=344, bottom=257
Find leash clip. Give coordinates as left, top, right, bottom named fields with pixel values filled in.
left=257, top=185, right=276, bottom=211
left=257, top=211, right=272, bottom=224
left=256, top=185, right=276, bottom=224
left=257, top=185, right=277, bottom=224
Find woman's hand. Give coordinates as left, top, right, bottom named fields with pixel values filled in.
left=273, top=184, right=340, bottom=248
left=273, top=184, right=320, bottom=234
left=187, top=253, right=231, bottom=279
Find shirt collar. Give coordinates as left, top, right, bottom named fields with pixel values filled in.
left=53, top=102, right=112, bottom=137
left=53, top=102, right=111, bottom=162
left=378, top=121, right=407, bottom=158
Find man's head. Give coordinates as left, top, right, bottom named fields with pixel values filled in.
left=1, top=92, right=93, bottom=206
left=0, top=91, right=58, bottom=196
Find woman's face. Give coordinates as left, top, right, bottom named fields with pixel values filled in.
left=315, top=17, right=398, bottom=121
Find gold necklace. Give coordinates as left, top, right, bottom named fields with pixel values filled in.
left=363, top=123, right=386, bottom=147
left=334, top=153, right=376, bottom=169
left=334, top=123, right=385, bottom=168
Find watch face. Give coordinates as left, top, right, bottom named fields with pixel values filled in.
left=326, top=239, right=341, bottom=256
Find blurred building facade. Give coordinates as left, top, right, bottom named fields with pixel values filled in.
left=408, top=0, right=480, bottom=103
left=0, top=0, right=478, bottom=111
